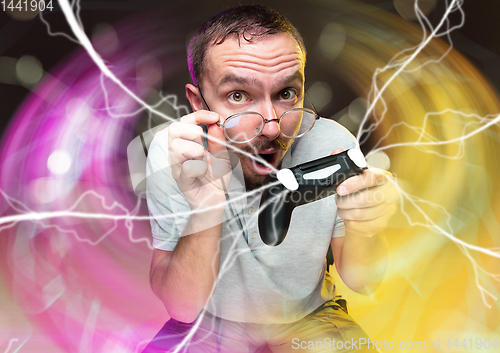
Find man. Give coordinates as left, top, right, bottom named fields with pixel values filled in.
left=144, top=4, right=397, bottom=352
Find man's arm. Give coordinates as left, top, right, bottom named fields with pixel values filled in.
left=148, top=110, right=230, bottom=322
left=150, top=211, right=224, bottom=323
left=332, top=167, right=398, bottom=295
left=331, top=229, right=388, bottom=295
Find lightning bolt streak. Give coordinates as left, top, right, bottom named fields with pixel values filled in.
left=0, top=189, right=148, bottom=247
left=0, top=179, right=276, bottom=244
left=366, top=110, right=500, bottom=157
left=56, top=0, right=170, bottom=121
left=355, top=0, right=499, bottom=307
left=38, top=11, right=80, bottom=44
left=396, top=182, right=500, bottom=307
left=358, top=0, right=464, bottom=144
left=99, top=73, right=179, bottom=120
left=3, top=339, right=18, bottom=353
left=395, top=183, right=500, bottom=258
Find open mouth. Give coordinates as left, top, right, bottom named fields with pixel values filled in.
left=255, top=153, right=274, bottom=166
left=250, top=150, right=278, bottom=175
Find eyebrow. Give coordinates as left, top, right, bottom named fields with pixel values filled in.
left=218, top=74, right=259, bottom=89
left=217, top=70, right=305, bottom=90
left=278, top=71, right=304, bottom=86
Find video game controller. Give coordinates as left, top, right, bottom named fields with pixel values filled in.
left=258, top=149, right=368, bottom=246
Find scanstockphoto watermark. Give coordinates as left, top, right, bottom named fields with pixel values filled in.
left=291, top=337, right=438, bottom=350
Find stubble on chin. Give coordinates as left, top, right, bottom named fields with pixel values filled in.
left=243, top=159, right=284, bottom=191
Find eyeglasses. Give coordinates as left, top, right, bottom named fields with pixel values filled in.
left=199, top=89, right=320, bottom=144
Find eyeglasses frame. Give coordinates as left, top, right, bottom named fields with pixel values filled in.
left=197, top=88, right=320, bottom=144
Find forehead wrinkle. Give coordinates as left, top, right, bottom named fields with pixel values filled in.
left=205, top=34, right=306, bottom=92
left=231, top=49, right=302, bottom=60
left=221, top=52, right=303, bottom=68
left=222, top=61, right=303, bottom=79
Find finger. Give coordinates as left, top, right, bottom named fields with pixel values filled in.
left=330, top=148, right=345, bottom=155
left=336, top=186, right=384, bottom=209
left=177, top=160, right=208, bottom=188
left=337, top=168, right=392, bottom=195
left=206, top=119, right=228, bottom=155
left=170, top=139, right=205, bottom=162
left=168, top=122, right=204, bottom=150
left=204, top=117, right=230, bottom=180
left=168, top=110, right=220, bottom=148
left=180, top=110, right=220, bottom=126
left=168, top=139, right=204, bottom=179
left=337, top=202, right=397, bottom=222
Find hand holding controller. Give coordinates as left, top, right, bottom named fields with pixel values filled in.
left=258, top=149, right=368, bottom=246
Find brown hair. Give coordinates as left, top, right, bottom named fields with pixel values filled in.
left=187, top=4, right=306, bottom=87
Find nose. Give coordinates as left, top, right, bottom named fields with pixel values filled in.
left=259, top=103, right=280, bottom=140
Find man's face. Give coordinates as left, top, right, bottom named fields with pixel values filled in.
left=201, top=33, right=306, bottom=190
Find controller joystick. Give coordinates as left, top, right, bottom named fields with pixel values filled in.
left=258, top=149, right=368, bottom=246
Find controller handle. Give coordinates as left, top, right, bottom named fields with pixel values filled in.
left=258, top=182, right=295, bottom=246
left=258, top=149, right=367, bottom=246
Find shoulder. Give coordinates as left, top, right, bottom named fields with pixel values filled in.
left=147, top=124, right=171, bottom=172
left=149, top=125, right=170, bottom=154
left=313, top=118, right=357, bottom=144
left=286, top=118, right=358, bottom=166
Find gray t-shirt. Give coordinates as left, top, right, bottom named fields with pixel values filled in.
left=146, top=118, right=357, bottom=324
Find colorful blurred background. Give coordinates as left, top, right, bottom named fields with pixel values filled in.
left=0, top=0, right=499, bottom=352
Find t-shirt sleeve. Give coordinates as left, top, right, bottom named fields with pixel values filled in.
left=146, top=128, right=190, bottom=251
left=332, top=212, right=346, bottom=238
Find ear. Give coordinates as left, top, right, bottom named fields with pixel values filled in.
left=185, top=84, right=204, bottom=112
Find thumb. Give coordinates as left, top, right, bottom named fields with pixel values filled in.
left=205, top=121, right=231, bottom=185
left=330, top=148, right=345, bottom=155
left=206, top=120, right=228, bottom=155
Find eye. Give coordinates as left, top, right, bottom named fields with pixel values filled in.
left=229, top=91, right=246, bottom=103
left=279, top=89, right=297, bottom=101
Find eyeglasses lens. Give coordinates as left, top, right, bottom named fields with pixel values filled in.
left=224, top=109, right=316, bottom=143
left=224, top=113, right=264, bottom=143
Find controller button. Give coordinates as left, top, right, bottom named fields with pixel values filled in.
left=303, top=164, right=341, bottom=180
left=277, top=169, right=299, bottom=190
left=347, top=149, right=368, bottom=169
